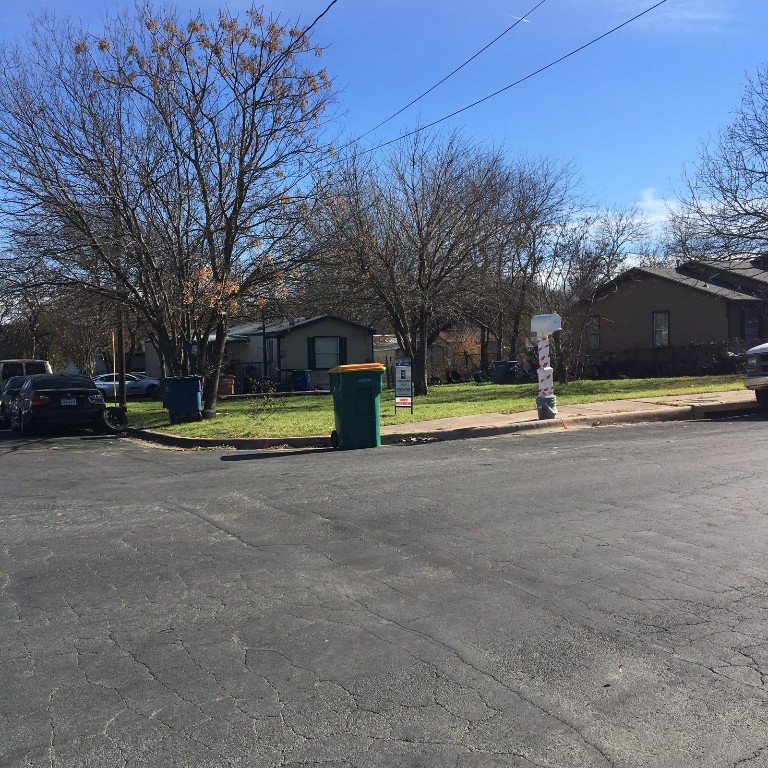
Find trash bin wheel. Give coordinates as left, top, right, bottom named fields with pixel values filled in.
left=330, top=429, right=339, bottom=449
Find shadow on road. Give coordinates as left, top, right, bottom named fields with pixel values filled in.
left=219, top=447, right=333, bottom=461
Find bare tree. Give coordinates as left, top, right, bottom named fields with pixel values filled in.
left=535, top=206, right=648, bottom=380
left=674, top=63, right=768, bottom=259
left=466, top=157, right=581, bottom=365
left=0, top=3, right=333, bottom=411
left=313, top=132, right=506, bottom=395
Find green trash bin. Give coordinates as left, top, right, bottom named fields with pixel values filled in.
left=328, top=363, right=385, bottom=450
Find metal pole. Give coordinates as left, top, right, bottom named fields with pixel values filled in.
left=117, top=308, right=127, bottom=408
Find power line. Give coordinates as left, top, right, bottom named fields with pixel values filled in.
left=302, top=0, right=340, bottom=38
left=353, top=0, right=549, bottom=143
left=365, top=0, right=668, bottom=154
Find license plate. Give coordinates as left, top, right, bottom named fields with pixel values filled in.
left=61, top=398, right=77, bottom=406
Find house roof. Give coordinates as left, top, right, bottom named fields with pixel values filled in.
left=596, top=266, right=762, bottom=302
left=374, top=335, right=400, bottom=352
left=223, top=315, right=375, bottom=343
left=678, top=256, right=768, bottom=291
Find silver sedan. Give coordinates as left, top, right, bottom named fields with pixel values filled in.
left=93, top=373, right=162, bottom=399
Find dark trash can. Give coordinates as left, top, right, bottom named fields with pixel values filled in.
left=493, top=360, right=517, bottom=384
left=328, top=363, right=385, bottom=450
left=292, top=369, right=313, bottom=392
left=165, top=375, right=203, bottom=424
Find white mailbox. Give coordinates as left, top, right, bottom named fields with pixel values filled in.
left=531, top=313, right=562, bottom=335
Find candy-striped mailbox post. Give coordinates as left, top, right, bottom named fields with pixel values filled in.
left=531, top=313, right=562, bottom=420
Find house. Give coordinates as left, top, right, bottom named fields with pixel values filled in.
left=373, top=335, right=401, bottom=387
left=145, top=315, right=375, bottom=391
left=221, top=315, right=375, bottom=391
left=373, top=326, right=494, bottom=386
left=576, top=260, right=767, bottom=377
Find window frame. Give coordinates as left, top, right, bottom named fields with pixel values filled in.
left=586, top=315, right=601, bottom=351
left=307, top=335, right=348, bottom=370
left=652, top=310, right=670, bottom=348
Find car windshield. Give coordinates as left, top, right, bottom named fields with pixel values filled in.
left=31, top=375, right=98, bottom=390
left=3, top=376, right=27, bottom=393
left=25, top=362, right=49, bottom=375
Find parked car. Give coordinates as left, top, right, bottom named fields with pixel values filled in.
left=1, top=375, right=27, bottom=428
left=0, top=359, right=52, bottom=392
left=9, top=374, right=114, bottom=435
left=93, top=373, right=161, bottom=399
left=744, top=342, right=768, bottom=408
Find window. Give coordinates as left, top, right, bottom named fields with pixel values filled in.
left=586, top=315, right=600, bottom=351
left=3, top=362, right=24, bottom=377
left=652, top=311, right=670, bottom=348
left=743, top=306, right=760, bottom=342
left=308, top=336, right=347, bottom=369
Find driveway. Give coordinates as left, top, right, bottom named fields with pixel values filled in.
left=2, top=417, right=768, bottom=767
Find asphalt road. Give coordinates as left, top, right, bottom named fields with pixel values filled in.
left=2, top=417, right=768, bottom=768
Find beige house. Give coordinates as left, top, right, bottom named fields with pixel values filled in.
left=222, top=315, right=375, bottom=390
left=577, top=265, right=764, bottom=377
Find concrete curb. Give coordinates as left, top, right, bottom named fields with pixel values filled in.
left=380, top=405, right=690, bottom=445
left=127, top=399, right=761, bottom=452
left=126, top=401, right=762, bottom=453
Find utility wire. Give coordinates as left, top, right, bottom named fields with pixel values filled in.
left=301, top=0, right=340, bottom=37
left=366, top=0, right=668, bottom=153
left=354, top=0, right=549, bottom=142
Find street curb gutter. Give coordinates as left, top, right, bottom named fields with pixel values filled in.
left=126, top=400, right=760, bottom=451
left=380, top=405, right=689, bottom=444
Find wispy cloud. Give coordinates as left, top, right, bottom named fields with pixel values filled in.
left=638, top=187, right=672, bottom=228
left=601, top=0, right=732, bottom=33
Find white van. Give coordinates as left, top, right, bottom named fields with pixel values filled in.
left=0, top=359, right=53, bottom=391
left=744, top=342, right=768, bottom=409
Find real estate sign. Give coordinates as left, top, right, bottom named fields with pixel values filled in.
left=395, top=357, right=413, bottom=411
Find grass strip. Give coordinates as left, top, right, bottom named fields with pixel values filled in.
left=125, top=375, right=744, bottom=439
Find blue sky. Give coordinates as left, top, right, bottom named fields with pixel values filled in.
left=3, top=0, right=767, bottom=226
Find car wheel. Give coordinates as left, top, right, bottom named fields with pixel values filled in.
left=10, top=415, right=19, bottom=433
left=146, top=384, right=160, bottom=399
left=755, top=389, right=768, bottom=411
left=100, top=407, right=128, bottom=434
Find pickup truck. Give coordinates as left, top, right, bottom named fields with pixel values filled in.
left=744, top=342, right=768, bottom=408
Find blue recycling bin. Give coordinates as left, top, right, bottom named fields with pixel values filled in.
left=165, top=376, right=203, bottom=424
left=493, top=360, right=517, bottom=384
left=293, top=369, right=313, bottom=392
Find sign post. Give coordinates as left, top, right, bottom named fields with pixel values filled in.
left=395, top=358, right=413, bottom=413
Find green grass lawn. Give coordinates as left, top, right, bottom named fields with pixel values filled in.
left=125, top=374, right=744, bottom=439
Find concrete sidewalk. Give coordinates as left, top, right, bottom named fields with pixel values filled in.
left=129, top=388, right=762, bottom=451
left=379, top=388, right=760, bottom=444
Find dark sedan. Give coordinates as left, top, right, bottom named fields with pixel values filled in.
left=9, top=374, right=110, bottom=436
left=1, top=375, right=27, bottom=428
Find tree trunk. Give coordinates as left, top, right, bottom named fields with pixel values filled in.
left=412, top=346, right=429, bottom=396
left=202, top=320, right=226, bottom=414
left=494, top=309, right=504, bottom=361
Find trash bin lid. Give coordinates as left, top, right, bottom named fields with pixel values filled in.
left=328, top=363, right=385, bottom=374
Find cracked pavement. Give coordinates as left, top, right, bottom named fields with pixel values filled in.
left=1, top=415, right=768, bottom=767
